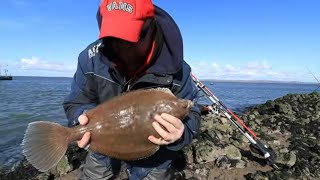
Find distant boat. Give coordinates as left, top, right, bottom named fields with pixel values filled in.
left=0, top=65, right=13, bottom=80
left=210, top=82, right=214, bottom=85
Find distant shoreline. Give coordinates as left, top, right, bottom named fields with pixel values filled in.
left=11, top=76, right=319, bottom=85
left=201, top=79, right=319, bottom=85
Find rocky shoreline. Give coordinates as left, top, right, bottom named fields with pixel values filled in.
left=1, top=92, right=319, bottom=180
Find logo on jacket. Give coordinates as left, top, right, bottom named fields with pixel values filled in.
left=106, top=1, right=133, bottom=14
left=88, top=43, right=102, bottom=59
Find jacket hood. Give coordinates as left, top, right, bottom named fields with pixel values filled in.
left=96, top=5, right=184, bottom=75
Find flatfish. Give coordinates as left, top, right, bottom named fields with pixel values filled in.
left=21, top=88, right=192, bottom=172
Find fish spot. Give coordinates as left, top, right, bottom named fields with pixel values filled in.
left=79, top=127, right=87, bottom=134
left=96, top=124, right=102, bottom=130
left=117, top=106, right=134, bottom=128
left=155, top=102, right=173, bottom=113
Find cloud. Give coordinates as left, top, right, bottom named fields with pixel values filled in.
left=190, top=60, right=314, bottom=82
left=2, top=57, right=316, bottom=82
left=14, top=57, right=76, bottom=73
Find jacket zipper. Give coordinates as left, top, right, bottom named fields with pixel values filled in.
left=123, top=76, right=133, bottom=92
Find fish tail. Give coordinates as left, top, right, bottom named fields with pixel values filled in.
left=21, top=121, right=71, bottom=172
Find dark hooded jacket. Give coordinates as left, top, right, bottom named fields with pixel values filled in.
left=63, top=5, right=200, bottom=156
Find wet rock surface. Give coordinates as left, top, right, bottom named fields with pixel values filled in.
left=1, top=92, right=319, bottom=179
left=0, top=144, right=87, bottom=180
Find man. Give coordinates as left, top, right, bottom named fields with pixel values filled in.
left=63, top=0, right=201, bottom=179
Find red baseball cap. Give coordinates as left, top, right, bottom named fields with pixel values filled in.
left=99, top=0, right=155, bottom=42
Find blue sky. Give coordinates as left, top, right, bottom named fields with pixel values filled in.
left=0, top=0, right=319, bottom=83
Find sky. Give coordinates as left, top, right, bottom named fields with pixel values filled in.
left=0, top=0, right=319, bottom=83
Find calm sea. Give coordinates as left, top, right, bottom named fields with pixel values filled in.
left=0, top=76, right=318, bottom=170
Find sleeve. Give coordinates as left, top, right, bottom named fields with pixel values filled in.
left=166, top=65, right=201, bottom=151
left=63, top=51, right=97, bottom=127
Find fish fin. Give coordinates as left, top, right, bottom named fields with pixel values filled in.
left=117, top=146, right=160, bottom=161
left=134, top=146, right=160, bottom=161
left=152, top=88, right=174, bottom=96
left=21, top=121, right=70, bottom=172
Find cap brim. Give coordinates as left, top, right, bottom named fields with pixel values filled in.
left=99, top=17, right=144, bottom=43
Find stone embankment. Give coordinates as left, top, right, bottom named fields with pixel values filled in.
left=1, top=92, right=319, bottom=180
left=177, top=92, right=319, bottom=179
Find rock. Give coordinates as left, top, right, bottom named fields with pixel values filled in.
left=248, top=114, right=256, bottom=121
left=33, top=173, right=52, bottom=180
left=246, top=171, right=269, bottom=180
left=276, top=151, right=297, bottom=167
left=184, top=147, right=194, bottom=165
left=275, top=103, right=293, bottom=115
left=194, top=141, right=224, bottom=164
left=235, top=160, right=246, bottom=169
left=279, top=148, right=289, bottom=153
left=195, top=168, right=209, bottom=177
left=50, top=155, right=72, bottom=177
left=224, top=145, right=241, bottom=160
left=182, top=169, right=193, bottom=179
left=216, top=156, right=231, bottom=169
left=220, top=117, right=229, bottom=124
left=272, top=140, right=281, bottom=146
left=299, top=117, right=310, bottom=125
left=215, top=124, right=232, bottom=134
left=252, top=110, right=260, bottom=116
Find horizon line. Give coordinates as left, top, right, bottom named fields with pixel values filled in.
left=10, top=75, right=319, bottom=85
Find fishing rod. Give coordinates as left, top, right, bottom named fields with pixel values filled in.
left=306, top=66, right=320, bottom=92
left=191, top=74, right=278, bottom=169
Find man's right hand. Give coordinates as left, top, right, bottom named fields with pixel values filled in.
left=77, top=114, right=91, bottom=148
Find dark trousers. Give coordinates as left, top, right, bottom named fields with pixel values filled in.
left=80, top=151, right=174, bottom=180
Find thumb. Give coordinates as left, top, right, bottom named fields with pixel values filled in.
left=78, top=114, right=89, bottom=125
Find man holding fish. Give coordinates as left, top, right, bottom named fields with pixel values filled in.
left=63, top=0, right=201, bottom=179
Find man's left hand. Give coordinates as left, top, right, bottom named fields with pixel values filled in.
left=148, top=113, right=184, bottom=145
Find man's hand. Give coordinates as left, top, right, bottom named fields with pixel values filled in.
left=148, top=113, right=184, bottom=145
left=77, top=114, right=91, bottom=148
